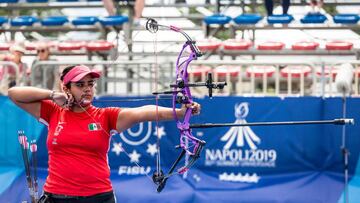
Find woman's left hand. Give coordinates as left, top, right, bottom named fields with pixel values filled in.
left=181, top=102, right=201, bottom=116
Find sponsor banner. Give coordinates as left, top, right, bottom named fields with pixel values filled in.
left=1, top=96, right=360, bottom=203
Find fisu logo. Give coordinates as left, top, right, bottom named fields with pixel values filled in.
left=119, top=122, right=153, bottom=146
left=112, top=122, right=166, bottom=176
left=220, top=103, right=260, bottom=150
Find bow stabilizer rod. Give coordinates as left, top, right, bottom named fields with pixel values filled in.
left=154, top=73, right=227, bottom=98
left=190, top=118, right=355, bottom=129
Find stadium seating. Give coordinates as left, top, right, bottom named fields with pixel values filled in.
left=41, top=16, right=69, bottom=26
left=71, top=16, right=98, bottom=26
left=98, top=15, right=129, bottom=26
left=0, top=0, right=360, bottom=97
left=267, top=14, right=294, bottom=24
left=246, top=65, right=276, bottom=94
left=26, top=0, right=48, bottom=3
left=280, top=66, right=312, bottom=95
left=292, top=41, right=319, bottom=50
left=0, top=17, right=7, bottom=26
left=0, top=0, right=19, bottom=3
left=326, top=41, right=353, bottom=50
left=0, top=42, right=11, bottom=51
left=257, top=42, right=285, bottom=51
left=10, top=16, right=38, bottom=26
left=300, top=13, right=327, bottom=24
left=222, top=39, right=252, bottom=52
left=233, top=14, right=262, bottom=25
left=203, top=14, right=232, bottom=37
left=86, top=40, right=114, bottom=51
left=197, top=38, right=222, bottom=53
left=333, top=14, right=360, bottom=24
left=196, top=39, right=358, bottom=59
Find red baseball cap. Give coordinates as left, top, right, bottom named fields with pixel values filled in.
left=63, top=65, right=100, bottom=85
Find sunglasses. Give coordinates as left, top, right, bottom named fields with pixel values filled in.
left=37, top=49, right=47, bottom=54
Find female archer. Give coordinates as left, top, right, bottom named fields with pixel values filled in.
left=8, top=64, right=201, bottom=203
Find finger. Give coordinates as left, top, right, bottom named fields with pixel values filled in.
left=68, top=93, right=76, bottom=106
left=192, top=109, right=200, bottom=115
left=185, top=103, right=191, bottom=107
left=191, top=106, right=200, bottom=115
left=60, top=100, right=68, bottom=108
left=186, top=102, right=197, bottom=108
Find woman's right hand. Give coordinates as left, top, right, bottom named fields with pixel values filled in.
left=51, top=91, right=74, bottom=108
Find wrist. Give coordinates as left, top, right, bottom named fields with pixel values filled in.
left=49, top=90, right=55, bottom=100
left=176, top=108, right=184, bottom=119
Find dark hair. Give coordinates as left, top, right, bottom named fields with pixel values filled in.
left=60, top=65, right=77, bottom=88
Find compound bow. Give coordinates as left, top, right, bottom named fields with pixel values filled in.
left=146, top=18, right=226, bottom=192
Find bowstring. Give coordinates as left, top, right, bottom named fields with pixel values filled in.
left=82, top=24, right=170, bottom=186
left=153, top=30, right=162, bottom=177
left=98, top=21, right=164, bottom=183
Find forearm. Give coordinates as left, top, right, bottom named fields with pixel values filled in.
left=8, top=86, right=52, bottom=103
left=137, top=105, right=183, bottom=121
left=102, top=0, right=116, bottom=15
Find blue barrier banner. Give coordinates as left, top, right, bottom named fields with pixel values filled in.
left=0, top=96, right=44, bottom=197
left=0, top=96, right=359, bottom=203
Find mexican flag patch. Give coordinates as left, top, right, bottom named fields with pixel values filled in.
left=88, top=123, right=101, bottom=131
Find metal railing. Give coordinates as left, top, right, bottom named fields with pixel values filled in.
left=322, top=60, right=360, bottom=95
left=191, top=59, right=360, bottom=97
left=192, top=60, right=317, bottom=96
left=31, top=60, right=174, bottom=96
left=28, top=59, right=360, bottom=97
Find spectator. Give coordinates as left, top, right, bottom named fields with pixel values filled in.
left=310, top=0, right=324, bottom=13
left=102, top=0, right=116, bottom=16
left=31, top=44, right=58, bottom=90
left=264, top=0, right=290, bottom=16
left=0, top=44, right=28, bottom=91
left=133, top=0, right=145, bottom=25
left=102, top=0, right=144, bottom=26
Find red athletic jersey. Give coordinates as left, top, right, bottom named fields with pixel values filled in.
left=39, top=100, right=120, bottom=196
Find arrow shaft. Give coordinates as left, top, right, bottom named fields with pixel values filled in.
left=190, top=119, right=354, bottom=129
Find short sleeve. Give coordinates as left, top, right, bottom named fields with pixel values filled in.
left=105, top=107, right=121, bottom=131
left=40, top=100, right=58, bottom=124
